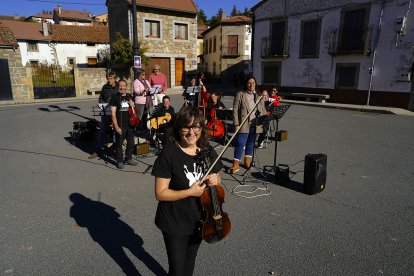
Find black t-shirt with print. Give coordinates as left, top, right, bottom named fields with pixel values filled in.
left=109, top=92, right=131, bottom=128
left=151, top=143, right=223, bottom=235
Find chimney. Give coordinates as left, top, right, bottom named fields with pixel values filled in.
left=58, top=5, right=61, bottom=14
left=42, top=22, right=49, bottom=36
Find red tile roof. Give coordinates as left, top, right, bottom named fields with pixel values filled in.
left=201, top=16, right=252, bottom=36
left=0, top=26, right=18, bottom=47
left=54, top=8, right=93, bottom=21
left=33, top=13, right=54, bottom=19
left=197, top=25, right=209, bottom=39
left=51, top=25, right=109, bottom=44
left=126, top=0, right=198, bottom=14
left=0, top=20, right=49, bottom=41
left=221, top=16, right=252, bottom=24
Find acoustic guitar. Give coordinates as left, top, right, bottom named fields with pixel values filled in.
left=150, top=114, right=172, bottom=129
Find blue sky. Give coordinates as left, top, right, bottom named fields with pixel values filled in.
left=1, top=0, right=260, bottom=19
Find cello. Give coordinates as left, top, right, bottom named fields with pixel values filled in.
left=196, top=147, right=231, bottom=244
left=207, top=108, right=225, bottom=138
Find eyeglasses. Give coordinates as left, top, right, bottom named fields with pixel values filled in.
left=154, top=69, right=160, bottom=71
left=181, top=125, right=201, bottom=133
left=141, top=73, right=146, bottom=75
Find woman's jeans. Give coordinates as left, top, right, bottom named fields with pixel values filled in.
left=234, top=126, right=256, bottom=160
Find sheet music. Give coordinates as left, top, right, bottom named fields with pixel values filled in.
left=149, top=85, right=162, bottom=96
left=184, top=86, right=201, bottom=96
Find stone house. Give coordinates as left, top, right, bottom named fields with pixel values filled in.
left=201, top=15, right=252, bottom=84
left=107, top=0, right=199, bottom=87
left=252, top=0, right=414, bottom=109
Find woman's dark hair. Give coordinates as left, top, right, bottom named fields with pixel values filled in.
left=244, top=75, right=257, bottom=91
left=207, top=91, right=222, bottom=109
left=173, top=106, right=208, bottom=148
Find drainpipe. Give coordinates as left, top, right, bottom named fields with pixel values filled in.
left=250, top=12, right=255, bottom=76
left=367, top=0, right=385, bottom=106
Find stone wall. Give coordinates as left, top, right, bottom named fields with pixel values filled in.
left=74, top=67, right=107, bottom=96
left=0, top=48, right=33, bottom=102
left=74, top=67, right=135, bottom=96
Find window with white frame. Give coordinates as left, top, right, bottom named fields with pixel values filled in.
left=144, top=19, right=161, bottom=38
left=174, top=22, right=189, bottom=40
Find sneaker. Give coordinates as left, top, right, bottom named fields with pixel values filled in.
left=125, top=159, right=138, bottom=166
left=257, top=141, right=264, bottom=149
left=117, top=162, right=124, bottom=169
left=88, top=152, right=99, bottom=159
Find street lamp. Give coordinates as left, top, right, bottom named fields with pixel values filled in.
left=131, top=0, right=139, bottom=79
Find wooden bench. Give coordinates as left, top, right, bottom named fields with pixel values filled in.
left=87, top=90, right=101, bottom=96
left=279, top=92, right=330, bottom=103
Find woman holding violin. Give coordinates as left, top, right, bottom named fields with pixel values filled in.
left=152, top=106, right=223, bottom=276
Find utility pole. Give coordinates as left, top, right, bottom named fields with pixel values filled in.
left=131, top=0, right=139, bottom=79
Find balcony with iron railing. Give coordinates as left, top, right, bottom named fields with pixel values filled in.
left=222, top=46, right=240, bottom=58
left=328, top=26, right=373, bottom=56
left=261, top=36, right=290, bottom=59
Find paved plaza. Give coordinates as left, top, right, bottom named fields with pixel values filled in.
left=1, top=95, right=413, bottom=275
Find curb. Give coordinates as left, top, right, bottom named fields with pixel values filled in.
left=280, top=100, right=414, bottom=116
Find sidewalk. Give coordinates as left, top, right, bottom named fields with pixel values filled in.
left=1, top=87, right=413, bottom=116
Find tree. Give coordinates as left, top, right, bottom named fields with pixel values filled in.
left=209, top=8, right=224, bottom=26
left=198, top=9, right=207, bottom=25
left=41, top=9, right=53, bottom=15
left=231, top=5, right=238, bottom=17
left=110, top=33, right=149, bottom=76
left=242, top=7, right=251, bottom=16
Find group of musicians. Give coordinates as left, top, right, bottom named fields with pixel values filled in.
left=88, top=71, right=282, bottom=170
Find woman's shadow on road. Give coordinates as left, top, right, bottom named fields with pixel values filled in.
left=69, top=193, right=166, bottom=276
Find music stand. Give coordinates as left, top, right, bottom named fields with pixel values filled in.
left=263, top=104, right=290, bottom=183
left=149, top=103, right=164, bottom=153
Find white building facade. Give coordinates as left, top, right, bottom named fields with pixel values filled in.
left=252, top=0, right=414, bottom=109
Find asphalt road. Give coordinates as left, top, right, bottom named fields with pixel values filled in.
left=1, top=95, right=413, bottom=275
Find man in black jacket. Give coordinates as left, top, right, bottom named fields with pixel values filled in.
left=110, top=80, right=138, bottom=169
left=89, top=71, right=118, bottom=159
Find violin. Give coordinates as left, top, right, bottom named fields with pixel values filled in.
left=127, top=95, right=140, bottom=127
left=207, top=108, right=225, bottom=138
left=196, top=148, right=231, bottom=244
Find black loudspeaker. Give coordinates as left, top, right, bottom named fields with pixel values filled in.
left=304, top=154, right=327, bottom=195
